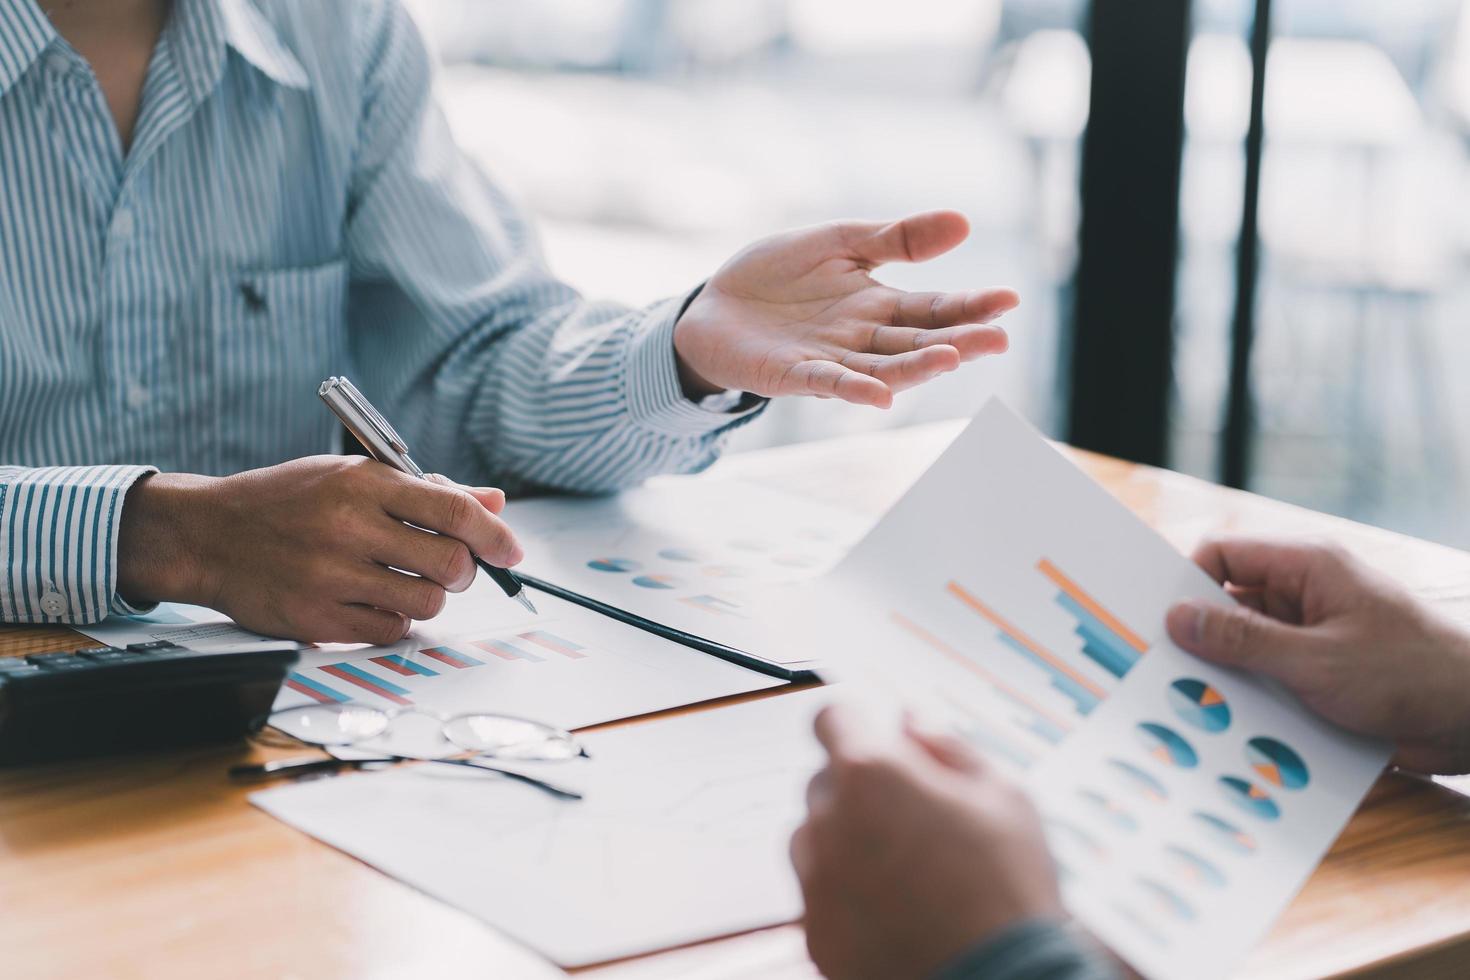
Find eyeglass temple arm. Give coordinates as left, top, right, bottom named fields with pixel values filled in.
left=433, top=757, right=583, bottom=801
left=230, top=754, right=582, bottom=801
left=229, top=756, right=371, bottom=780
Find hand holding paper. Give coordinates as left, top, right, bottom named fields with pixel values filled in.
left=1168, top=536, right=1470, bottom=775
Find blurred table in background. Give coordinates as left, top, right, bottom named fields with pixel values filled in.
left=4, top=422, right=1470, bottom=979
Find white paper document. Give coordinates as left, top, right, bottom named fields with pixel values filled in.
left=505, top=475, right=871, bottom=667
left=275, top=585, right=782, bottom=730
left=251, top=688, right=828, bottom=966
left=777, top=399, right=1390, bottom=980
left=79, top=601, right=279, bottom=651
left=81, top=582, right=781, bottom=733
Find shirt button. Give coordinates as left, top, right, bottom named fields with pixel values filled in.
left=40, top=591, right=67, bottom=617
left=111, top=208, right=135, bottom=239
left=45, top=51, right=69, bottom=75
left=126, top=381, right=149, bottom=410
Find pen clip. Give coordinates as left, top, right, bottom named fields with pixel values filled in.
left=336, top=378, right=409, bottom=455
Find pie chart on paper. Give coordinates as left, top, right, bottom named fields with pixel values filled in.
left=1219, top=776, right=1281, bottom=821
left=587, top=557, right=640, bottom=573
left=1245, top=736, right=1310, bottom=790
left=1168, top=678, right=1232, bottom=733
left=1136, top=722, right=1200, bottom=769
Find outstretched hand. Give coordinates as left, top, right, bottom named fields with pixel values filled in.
left=673, top=211, right=1017, bottom=409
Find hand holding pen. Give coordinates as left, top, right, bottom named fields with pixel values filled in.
left=320, top=376, right=537, bottom=615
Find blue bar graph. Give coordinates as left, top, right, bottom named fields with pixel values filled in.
left=996, top=633, right=1100, bottom=715
left=1055, top=592, right=1141, bottom=678
left=326, top=662, right=412, bottom=696
left=377, top=654, right=439, bottom=676
left=481, top=639, right=545, bottom=663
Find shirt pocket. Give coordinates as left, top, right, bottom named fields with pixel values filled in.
left=206, top=260, right=350, bottom=473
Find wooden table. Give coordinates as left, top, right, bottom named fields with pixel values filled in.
left=5, top=423, right=1470, bottom=980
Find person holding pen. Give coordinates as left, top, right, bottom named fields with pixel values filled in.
left=0, top=0, right=1017, bottom=641
left=791, top=537, right=1470, bottom=980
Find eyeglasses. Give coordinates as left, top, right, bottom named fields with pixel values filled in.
left=231, top=703, right=589, bottom=800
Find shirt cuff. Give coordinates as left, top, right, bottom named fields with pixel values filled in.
left=928, top=919, right=1119, bottom=980
left=0, top=464, right=157, bottom=625
left=622, top=293, right=767, bottom=438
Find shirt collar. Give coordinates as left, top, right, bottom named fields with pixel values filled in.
left=0, top=0, right=56, bottom=98
left=171, top=0, right=310, bottom=103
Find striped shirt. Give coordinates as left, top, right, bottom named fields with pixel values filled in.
left=0, top=0, right=759, bottom=625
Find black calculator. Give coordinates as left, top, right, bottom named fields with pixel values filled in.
left=0, top=640, right=299, bottom=765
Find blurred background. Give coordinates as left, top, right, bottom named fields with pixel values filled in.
left=403, top=0, right=1470, bottom=547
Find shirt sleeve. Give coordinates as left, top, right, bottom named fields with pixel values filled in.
left=0, top=464, right=157, bottom=625
left=340, top=1, right=763, bottom=496
left=928, top=919, right=1121, bottom=980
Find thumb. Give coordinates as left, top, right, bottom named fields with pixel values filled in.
left=903, top=715, right=987, bottom=776
left=1166, top=599, right=1310, bottom=680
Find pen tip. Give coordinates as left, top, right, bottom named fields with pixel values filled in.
left=514, top=591, right=538, bottom=615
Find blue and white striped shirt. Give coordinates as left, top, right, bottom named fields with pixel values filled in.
left=0, top=0, right=758, bottom=625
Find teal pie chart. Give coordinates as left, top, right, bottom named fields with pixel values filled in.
left=1246, top=736, right=1310, bottom=790
left=587, top=557, right=640, bottom=573
left=1219, top=775, right=1281, bottom=820
left=1137, top=722, right=1199, bottom=769
left=1168, top=678, right=1232, bottom=733
left=1192, top=810, right=1257, bottom=855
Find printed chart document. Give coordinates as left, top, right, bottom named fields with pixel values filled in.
left=775, top=399, right=1391, bottom=980
left=504, top=474, right=872, bottom=674
left=80, top=581, right=781, bottom=732
left=251, top=688, right=828, bottom=966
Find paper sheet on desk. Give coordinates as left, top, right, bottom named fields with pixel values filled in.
left=81, top=582, right=782, bottom=734
left=764, top=398, right=1390, bottom=980
left=504, top=477, right=873, bottom=668
left=252, top=687, right=829, bottom=967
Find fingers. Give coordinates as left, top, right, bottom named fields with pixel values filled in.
left=425, top=474, right=506, bottom=515
left=1190, top=535, right=1327, bottom=590
left=382, top=476, right=523, bottom=567
left=813, top=703, right=889, bottom=762
left=841, top=348, right=959, bottom=393
left=345, top=563, right=449, bottom=622
left=903, top=715, right=988, bottom=776
left=842, top=210, right=971, bottom=268
left=372, top=522, right=477, bottom=592
left=867, top=324, right=1010, bottom=363
left=1166, top=598, right=1320, bottom=685
left=783, top=360, right=893, bottom=409
left=889, top=288, right=1020, bottom=331
left=331, top=605, right=411, bottom=646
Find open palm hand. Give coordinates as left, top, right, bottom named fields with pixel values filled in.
left=672, top=210, right=1018, bottom=408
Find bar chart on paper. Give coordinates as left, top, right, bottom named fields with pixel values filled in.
left=872, top=557, right=1153, bottom=772
left=275, top=592, right=781, bottom=732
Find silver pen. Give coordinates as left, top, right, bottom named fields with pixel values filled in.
left=319, top=376, right=537, bottom=615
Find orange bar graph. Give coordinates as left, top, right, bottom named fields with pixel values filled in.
left=1037, top=558, right=1149, bottom=653
left=890, top=612, right=1075, bottom=737
left=945, top=581, right=1108, bottom=700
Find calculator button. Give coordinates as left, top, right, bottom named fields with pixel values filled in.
left=0, top=658, right=40, bottom=672
left=81, top=649, right=144, bottom=664
left=27, top=651, right=86, bottom=664
left=127, top=641, right=183, bottom=653
left=27, top=655, right=94, bottom=669
left=0, top=665, right=41, bottom=679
